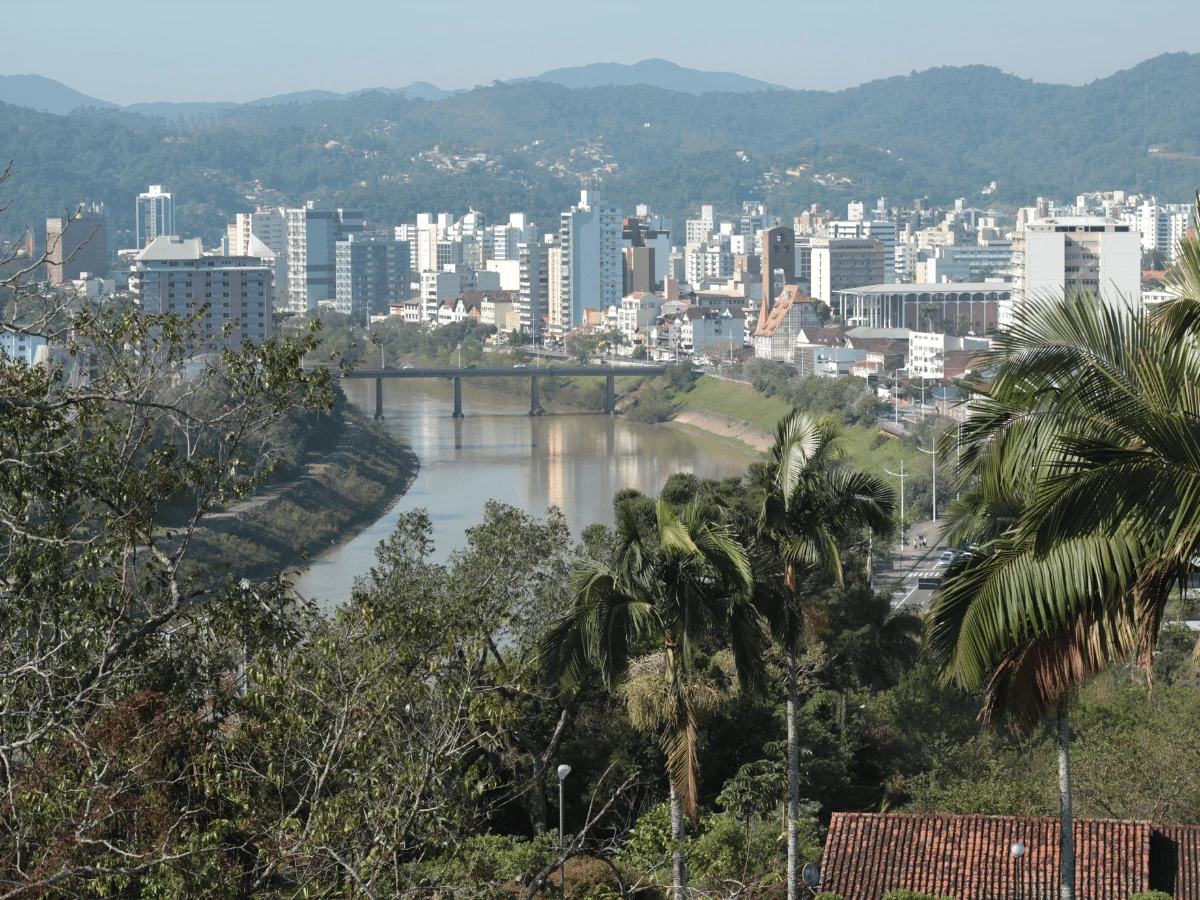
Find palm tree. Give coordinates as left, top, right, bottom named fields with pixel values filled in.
left=754, top=411, right=894, bottom=900
left=928, top=280, right=1200, bottom=900
left=540, top=497, right=766, bottom=900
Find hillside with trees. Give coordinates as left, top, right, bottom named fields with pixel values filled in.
left=3, top=53, right=1200, bottom=248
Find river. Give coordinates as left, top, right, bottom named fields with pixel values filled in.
left=293, top=377, right=756, bottom=606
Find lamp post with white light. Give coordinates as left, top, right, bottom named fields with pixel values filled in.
left=558, top=764, right=571, bottom=898
left=1011, top=840, right=1026, bottom=900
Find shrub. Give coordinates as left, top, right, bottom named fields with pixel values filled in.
left=881, top=892, right=952, bottom=900
left=813, top=893, right=845, bottom=900
left=1130, top=892, right=1173, bottom=900
left=626, top=387, right=675, bottom=423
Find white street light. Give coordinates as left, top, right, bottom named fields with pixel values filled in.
left=883, top=460, right=906, bottom=551
left=558, top=764, right=571, bottom=897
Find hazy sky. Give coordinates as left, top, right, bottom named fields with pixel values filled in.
left=8, top=0, right=1200, bottom=104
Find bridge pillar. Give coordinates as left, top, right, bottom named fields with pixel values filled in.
left=453, top=376, right=463, bottom=418
left=374, top=377, right=383, bottom=420
left=529, top=375, right=542, bottom=416
left=605, top=374, right=616, bottom=415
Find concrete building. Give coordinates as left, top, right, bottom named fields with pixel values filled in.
left=681, top=306, right=745, bottom=358
left=810, top=238, right=887, bottom=304
left=759, top=226, right=796, bottom=330
left=622, top=246, right=656, bottom=295
left=559, top=191, right=622, bottom=331
left=282, top=203, right=363, bottom=314
left=616, top=292, right=663, bottom=346
left=135, top=185, right=174, bottom=248
left=334, top=233, right=410, bottom=321
left=546, top=240, right=565, bottom=334
left=1011, top=216, right=1141, bottom=312
left=46, top=204, right=109, bottom=283
left=1129, top=199, right=1193, bottom=260
left=129, top=236, right=272, bottom=348
left=479, top=291, right=520, bottom=331
left=828, top=220, right=897, bottom=282
left=227, top=207, right=287, bottom=299
left=486, top=258, right=521, bottom=291
left=517, top=240, right=548, bottom=337
left=753, top=284, right=822, bottom=360
left=0, top=330, right=47, bottom=366
left=908, top=331, right=991, bottom=379
left=833, top=282, right=1011, bottom=334
left=922, top=242, right=1013, bottom=284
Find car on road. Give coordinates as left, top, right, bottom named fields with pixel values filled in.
left=402, top=365, right=414, bottom=370
left=937, top=550, right=958, bottom=567
left=513, top=364, right=527, bottom=369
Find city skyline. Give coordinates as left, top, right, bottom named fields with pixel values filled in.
left=6, top=0, right=1200, bottom=105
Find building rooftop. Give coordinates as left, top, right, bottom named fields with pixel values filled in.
left=833, top=282, right=1012, bottom=296
left=135, top=236, right=202, bottom=261
left=821, top=812, right=1200, bottom=900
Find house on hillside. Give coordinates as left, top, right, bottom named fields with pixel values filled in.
left=820, top=812, right=1200, bottom=900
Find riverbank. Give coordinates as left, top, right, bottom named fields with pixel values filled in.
left=192, top=403, right=419, bottom=582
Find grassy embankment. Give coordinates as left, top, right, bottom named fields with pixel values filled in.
left=667, top=375, right=930, bottom=484
left=192, top=403, right=418, bottom=581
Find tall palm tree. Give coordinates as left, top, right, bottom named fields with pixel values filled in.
left=539, top=497, right=766, bottom=900
left=928, top=279, right=1200, bottom=900
left=755, top=411, right=894, bottom=900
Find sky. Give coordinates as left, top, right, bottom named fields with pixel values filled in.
left=6, top=0, right=1200, bottom=104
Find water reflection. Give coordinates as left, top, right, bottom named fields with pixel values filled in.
left=294, top=378, right=755, bottom=606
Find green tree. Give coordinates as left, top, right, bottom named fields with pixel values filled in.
left=926, top=273, right=1200, bottom=899
left=753, top=410, right=894, bottom=900
left=540, top=498, right=766, bottom=900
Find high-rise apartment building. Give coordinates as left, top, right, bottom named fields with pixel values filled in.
left=129, top=236, right=272, bottom=348
left=282, top=203, right=363, bottom=314
left=227, top=207, right=288, bottom=299
left=1011, top=217, right=1141, bottom=313
left=546, top=238, right=564, bottom=334
left=334, top=234, right=411, bottom=321
left=136, top=186, right=175, bottom=248
left=559, top=191, right=622, bottom=330
left=1129, top=200, right=1194, bottom=261
left=46, top=204, right=109, bottom=283
left=810, top=238, right=887, bottom=304
left=518, top=240, right=548, bottom=338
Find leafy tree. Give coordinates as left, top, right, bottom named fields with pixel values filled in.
left=541, top=498, right=766, bottom=900
left=753, top=411, right=893, bottom=900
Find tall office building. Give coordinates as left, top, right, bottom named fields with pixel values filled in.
left=129, top=236, right=272, bottom=348
left=558, top=191, right=622, bottom=330
left=282, top=203, right=363, bottom=314
left=810, top=238, right=887, bottom=304
left=1011, top=216, right=1141, bottom=313
left=46, top=203, right=109, bottom=282
left=135, top=186, right=175, bottom=248
left=334, top=233, right=410, bottom=321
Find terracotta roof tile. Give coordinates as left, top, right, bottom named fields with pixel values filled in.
left=820, top=813, right=1200, bottom=900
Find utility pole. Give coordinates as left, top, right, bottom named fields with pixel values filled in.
left=883, top=460, right=906, bottom=550
left=918, top=431, right=937, bottom=522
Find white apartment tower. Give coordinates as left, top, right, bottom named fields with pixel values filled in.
left=559, top=191, right=622, bottom=330
left=136, top=185, right=175, bottom=248
left=228, top=207, right=288, bottom=300
left=282, top=203, right=363, bottom=314
left=1011, top=217, right=1141, bottom=316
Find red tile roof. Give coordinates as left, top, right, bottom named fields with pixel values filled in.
left=822, top=813, right=1200, bottom=900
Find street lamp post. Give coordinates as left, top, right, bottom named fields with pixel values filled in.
left=917, top=431, right=937, bottom=522
left=558, top=764, right=571, bottom=898
left=883, top=460, right=906, bottom=551
left=1011, top=840, right=1026, bottom=900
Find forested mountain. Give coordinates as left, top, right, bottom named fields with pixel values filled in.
left=2, top=53, right=1199, bottom=248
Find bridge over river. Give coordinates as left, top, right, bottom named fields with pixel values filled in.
left=342, top=366, right=670, bottom=418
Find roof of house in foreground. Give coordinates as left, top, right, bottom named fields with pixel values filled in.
left=822, top=812, right=1200, bottom=900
